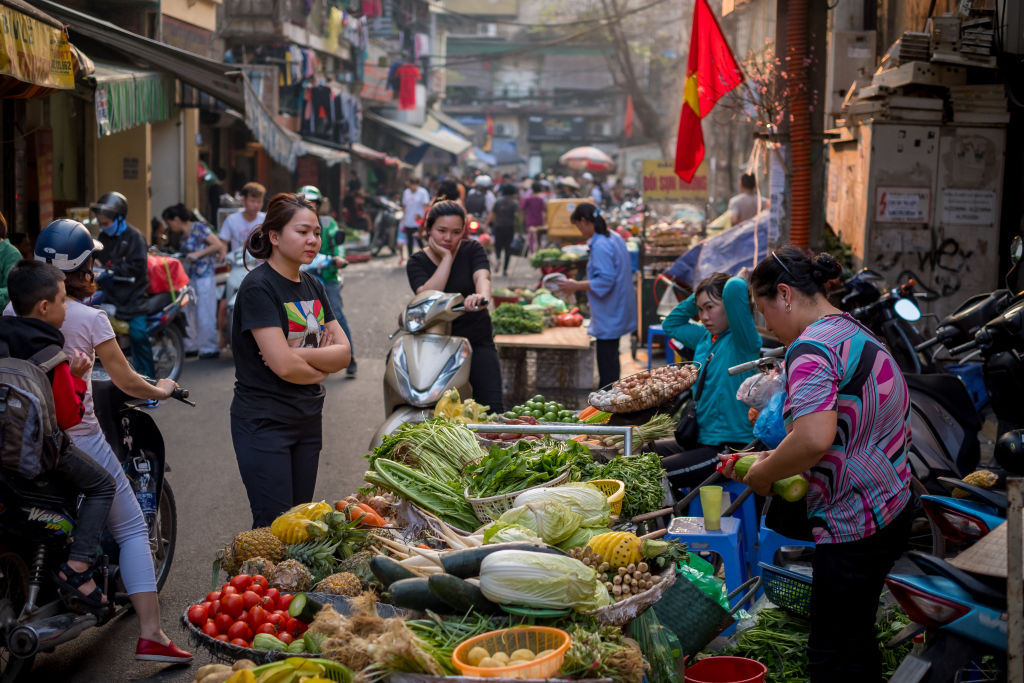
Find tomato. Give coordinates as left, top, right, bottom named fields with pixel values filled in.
left=229, top=638, right=250, bottom=648
left=260, top=595, right=276, bottom=611
left=201, top=620, right=219, bottom=638
left=241, top=590, right=261, bottom=610
left=264, top=588, right=281, bottom=606
left=221, top=585, right=238, bottom=596
left=215, top=634, right=230, bottom=642
left=265, top=612, right=285, bottom=630
left=246, top=605, right=267, bottom=630
left=221, top=593, right=245, bottom=619
left=277, top=593, right=293, bottom=611
left=206, top=590, right=222, bottom=603
left=251, top=575, right=269, bottom=590
left=187, top=604, right=209, bottom=626
left=284, top=617, right=306, bottom=637
left=256, top=622, right=277, bottom=635
left=230, top=574, right=253, bottom=592
left=200, top=601, right=213, bottom=613
left=209, top=599, right=221, bottom=616
left=214, top=613, right=234, bottom=635
left=249, top=582, right=265, bottom=597
left=227, top=621, right=252, bottom=642
left=277, top=632, right=294, bottom=645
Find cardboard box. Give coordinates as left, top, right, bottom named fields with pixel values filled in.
left=546, top=198, right=594, bottom=240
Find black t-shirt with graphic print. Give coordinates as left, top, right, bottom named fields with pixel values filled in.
left=230, top=262, right=336, bottom=422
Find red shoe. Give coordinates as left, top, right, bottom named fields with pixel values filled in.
left=135, top=638, right=193, bottom=663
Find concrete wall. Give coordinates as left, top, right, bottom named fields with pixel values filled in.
left=94, top=125, right=153, bottom=240
left=162, top=0, right=220, bottom=33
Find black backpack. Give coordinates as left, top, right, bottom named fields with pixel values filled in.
left=465, top=189, right=487, bottom=216
left=0, top=342, right=69, bottom=478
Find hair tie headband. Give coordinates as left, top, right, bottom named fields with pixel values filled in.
left=593, top=208, right=602, bottom=217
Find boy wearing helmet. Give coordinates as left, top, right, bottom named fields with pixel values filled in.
left=90, top=191, right=155, bottom=378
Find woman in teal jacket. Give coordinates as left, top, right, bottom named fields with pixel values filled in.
left=654, top=273, right=761, bottom=490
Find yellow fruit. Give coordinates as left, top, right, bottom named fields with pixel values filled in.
left=314, top=572, right=361, bottom=596
left=224, top=669, right=257, bottom=683
left=270, top=515, right=329, bottom=544
left=953, top=469, right=999, bottom=498
left=587, top=531, right=643, bottom=569
left=285, top=501, right=334, bottom=521
left=467, top=646, right=489, bottom=666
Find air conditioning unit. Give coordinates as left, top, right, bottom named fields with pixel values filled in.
left=494, top=123, right=510, bottom=136
left=477, top=22, right=497, bottom=37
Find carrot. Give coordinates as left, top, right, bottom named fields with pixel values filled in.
left=578, top=406, right=599, bottom=421
left=355, top=503, right=387, bottom=527
left=571, top=434, right=588, bottom=442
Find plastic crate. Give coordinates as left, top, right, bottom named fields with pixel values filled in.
left=757, top=561, right=812, bottom=619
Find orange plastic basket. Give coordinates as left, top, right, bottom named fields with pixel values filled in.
left=451, top=626, right=570, bottom=679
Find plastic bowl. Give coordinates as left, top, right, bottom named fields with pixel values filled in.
left=589, top=479, right=626, bottom=517
left=452, top=626, right=570, bottom=679
left=685, top=656, right=767, bottom=683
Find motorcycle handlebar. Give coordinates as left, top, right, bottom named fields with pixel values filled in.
left=949, top=340, right=979, bottom=356
left=914, top=337, right=941, bottom=352
left=728, top=347, right=784, bottom=375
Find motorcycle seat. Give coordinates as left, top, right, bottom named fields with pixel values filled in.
left=0, top=468, right=77, bottom=511
left=905, top=550, right=1006, bottom=609
left=905, top=374, right=982, bottom=432
left=145, top=292, right=174, bottom=316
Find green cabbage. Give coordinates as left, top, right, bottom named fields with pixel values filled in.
left=482, top=523, right=543, bottom=544
left=514, top=483, right=612, bottom=527
left=479, top=549, right=612, bottom=611
left=556, top=526, right=614, bottom=551
left=497, top=501, right=582, bottom=545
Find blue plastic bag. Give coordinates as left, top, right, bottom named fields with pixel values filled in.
left=753, top=391, right=787, bottom=449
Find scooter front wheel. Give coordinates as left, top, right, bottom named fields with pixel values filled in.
left=152, top=326, right=184, bottom=381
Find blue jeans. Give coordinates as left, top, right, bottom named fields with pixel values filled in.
left=129, top=315, right=155, bottom=378
left=321, top=280, right=354, bottom=358
left=53, top=445, right=116, bottom=565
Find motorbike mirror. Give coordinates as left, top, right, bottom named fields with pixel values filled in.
left=894, top=298, right=922, bottom=322
left=1012, top=236, right=1023, bottom=265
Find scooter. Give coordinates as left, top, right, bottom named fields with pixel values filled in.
left=370, top=197, right=403, bottom=257
left=223, top=248, right=250, bottom=346
left=886, top=550, right=1009, bottom=683
left=370, top=290, right=478, bottom=448
left=0, top=373, right=191, bottom=681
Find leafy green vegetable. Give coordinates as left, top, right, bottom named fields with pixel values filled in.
left=497, top=501, right=582, bottom=545
left=402, top=611, right=505, bottom=675
left=514, top=482, right=612, bottom=527
left=530, top=247, right=564, bottom=268
left=482, top=523, right=543, bottom=544
left=559, top=621, right=645, bottom=682
left=465, top=439, right=587, bottom=497
left=367, top=418, right=481, bottom=482
left=478, top=549, right=612, bottom=611
left=492, top=302, right=544, bottom=335
left=573, top=452, right=667, bottom=519
left=556, top=526, right=613, bottom=551
left=364, top=458, right=480, bottom=530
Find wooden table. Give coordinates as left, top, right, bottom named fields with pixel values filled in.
left=494, top=326, right=595, bottom=408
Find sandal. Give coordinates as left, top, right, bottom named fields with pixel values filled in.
left=53, top=562, right=110, bottom=618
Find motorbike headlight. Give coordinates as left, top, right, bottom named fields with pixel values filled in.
left=404, top=299, right=434, bottom=333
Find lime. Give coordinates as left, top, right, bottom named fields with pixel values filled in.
left=532, top=394, right=545, bottom=403
left=544, top=412, right=558, bottom=421
left=531, top=409, right=544, bottom=418
left=504, top=411, right=517, bottom=419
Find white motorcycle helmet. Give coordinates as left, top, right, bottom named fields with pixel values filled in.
left=474, top=174, right=493, bottom=188
left=582, top=172, right=594, bottom=182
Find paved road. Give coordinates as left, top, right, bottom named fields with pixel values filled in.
left=32, top=254, right=417, bottom=682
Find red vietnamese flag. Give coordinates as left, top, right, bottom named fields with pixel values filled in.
left=623, top=95, right=635, bottom=138
left=674, top=0, right=744, bottom=182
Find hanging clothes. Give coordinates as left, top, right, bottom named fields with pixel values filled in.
left=414, top=33, right=429, bottom=60
left=396, top=63, right=419, bottom=110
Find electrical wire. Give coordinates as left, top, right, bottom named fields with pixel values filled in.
left=426, top=0, right=678, bottom=29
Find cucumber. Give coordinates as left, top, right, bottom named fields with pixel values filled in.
left=288, top=592, right=326, bottom=622
left=285, top=638, right=306, bottom=654
left=384, top=578, right=452, bottom=613
left=732, top=455, right=809, bottom=502
left=370, top=555, right=416, bottom=588
left=440, top=543, right=567, bottom=579
left=252, top=633, right=288, bottom=651
left=428, top=573, right=502, bottom=615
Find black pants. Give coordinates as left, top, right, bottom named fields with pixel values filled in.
left=54, top=446, right=116, bottom=565
left=595, top=338, right=620, bottom=388
left=231, top=414, right=323, bottom=528
left=808, top=503, right=913, bottom=683
left=651, top=437, right=746, bottom=491
left=469, top=342, right=503, bottom=413
left=493, top=226, right=514, bottom=275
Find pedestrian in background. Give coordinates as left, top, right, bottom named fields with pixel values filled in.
left=231, top=193, right=350, bottom=527
left=488, top=184, right=519, bottom=277
left=557, top=203, right=636, bottom=387
left=0, top=210, right=21, bottom=310
left=400, top=177, right=430, bottom=266
left=162, top=204, right=223, bottom=359
left=219, top=182, right=267, bottom=254
left=729, top=173, right=761, bottom=226
left=521, top=181, right=546, bottom=255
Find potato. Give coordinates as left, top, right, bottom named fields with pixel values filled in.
left=197, top=672, right=233, bottom=683
left=491, top=651, right=510, bottom=665
left=232, top=659, right=257, bottom=671
left=477, top=657, right=500, bottom=668
left=510, top=648, right=536, bottom=662
left=195, top=664, right=231, bottom=682
left=537, top=648, right=556, bottom=658
left=467, top=646, right=490, bottom=666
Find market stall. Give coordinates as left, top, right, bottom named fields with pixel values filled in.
left=493, top=326, right=593, bottom=409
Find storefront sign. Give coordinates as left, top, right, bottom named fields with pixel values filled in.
left=641, top=160, right=708, bottom=203
left=528, top=115, right=585, bottom=141
left=875, top=186, right=931, bottom=224
left=123, top=157, right=139, bottom=180
left=0, top=6, right=74, bottom=90
left=940, top=189, right=997, bottom=226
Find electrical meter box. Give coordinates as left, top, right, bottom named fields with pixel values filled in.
left=546, top=198, right=594, bottom=241
left=828, top=120, right=1005, bottom=322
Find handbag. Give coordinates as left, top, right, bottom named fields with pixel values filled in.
left=762, top=494, right=815, bottom=542
left=674, top=352, right=713, bottom=449
left=509, top=233, right=526, bottom=255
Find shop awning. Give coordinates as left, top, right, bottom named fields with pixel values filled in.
left=34, top=0, right=244, bottom=111
left=0, top=0, right=78, bottom=97
left=89, top=61, right=174, bottom=137
left=300, top=140, right=350, bottom=167
left=350, top=142, right=408, bottom=168
left=365, top=112, right=473, bottom=157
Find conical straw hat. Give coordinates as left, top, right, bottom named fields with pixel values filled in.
left=948, top=511, right=1024, bottom=579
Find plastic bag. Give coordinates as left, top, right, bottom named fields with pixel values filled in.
left=632, top=608, right=684, bottom=683
left=678, top=552, right=729, bottom=611
left=752, top=391, right=787, bottom=449
left=735, top=368, right=785, bottom=411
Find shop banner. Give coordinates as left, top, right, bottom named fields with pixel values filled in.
left=243, top=73, right=299, bottom=171
left=641, top=159, right=708, bottom=203
left=0, top=6, right=74, bottom=90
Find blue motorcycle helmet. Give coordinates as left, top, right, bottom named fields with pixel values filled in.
left=35, top=218, right=104, bottom=272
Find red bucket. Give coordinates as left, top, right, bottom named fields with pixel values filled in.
left=685, top=656, right=767, bottom=683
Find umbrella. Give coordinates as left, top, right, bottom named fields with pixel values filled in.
left=559, top=146, right=615, bottom=172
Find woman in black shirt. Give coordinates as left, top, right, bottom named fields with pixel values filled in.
left=488, top=184, right=519, bottom=277
left=406, top=200, right=503, bottom=412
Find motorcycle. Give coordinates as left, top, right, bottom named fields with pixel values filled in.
left=223, top=248, right=249, bottom=346
left=886, top=550, right=1009, bottom=683
left=370, top=290, right=477, bottom=448
left=0, top=372, right=191, bottom=681
left=370, top=197, right=403, bottom=257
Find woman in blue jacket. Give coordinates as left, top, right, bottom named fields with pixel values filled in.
left=654, top=273, right=761, bottom=490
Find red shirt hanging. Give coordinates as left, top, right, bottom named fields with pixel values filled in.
left=396, top=64, right=420, bottom=110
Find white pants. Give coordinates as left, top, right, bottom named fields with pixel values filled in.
left=69, top=429, right=157, bottom=595
left=185, top=274, right=219, bottom=354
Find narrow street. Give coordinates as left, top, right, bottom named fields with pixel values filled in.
left=31, top=255, right=412, bottom=682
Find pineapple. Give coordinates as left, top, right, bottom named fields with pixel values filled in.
left=238, top=557, right=277, bottom=577
left=271, top=516, right=329, bottom=544
left=953, top=469, right=999, bottom=499
left=587, top=531, right=644, bottom=569
left=219, top=527, right=285, bottom=576
left=269, top=559, right=313, bottom=592
left=337, top=549, right=376, bottom=586
left=286, top=539, right=340, bottom=583
left=314, top=572, right=361, bottom=596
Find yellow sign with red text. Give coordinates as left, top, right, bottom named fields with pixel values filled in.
left=0, top=6, right=74, bottom=90
left=642, top=160, right=709, bottom=203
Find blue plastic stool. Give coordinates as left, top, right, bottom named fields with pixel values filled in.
left=755, top=519, right=815, bottom=575
left=647, top=324, right=667, bottom=370
left=689, top=481, right=758, bottom=576
left=665, top=516, right=749, bottom=606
